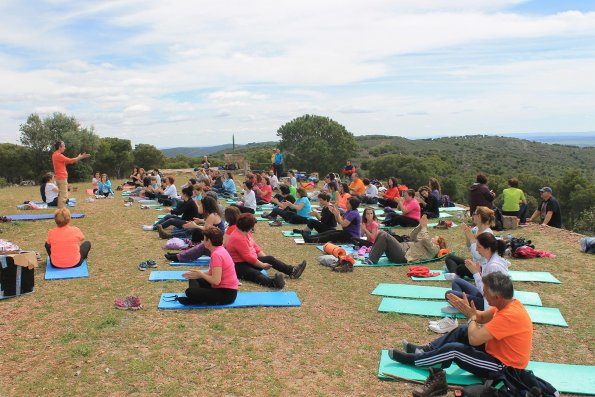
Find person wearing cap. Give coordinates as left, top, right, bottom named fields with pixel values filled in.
left=529, top=187, right=562, bottom=228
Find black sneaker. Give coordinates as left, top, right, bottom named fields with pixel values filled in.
left=291, top=260, right=307, bottom=279
left=412, top=368, right=447, bottom=397
left=273, top=273, right=285, bottom=289
left=403, top=339, right=431, bottom=354
left=387, top=349, right=415, bottom=365
left=270, top=219, right=283, bottom=227
left=164, top=253, right=178, bottom=261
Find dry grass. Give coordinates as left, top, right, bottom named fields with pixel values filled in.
left=0, top=180, right=593, bottom=397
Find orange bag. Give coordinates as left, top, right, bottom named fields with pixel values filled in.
left=323, top=243, right=347, bottom=258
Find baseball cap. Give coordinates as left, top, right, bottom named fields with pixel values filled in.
left=539, top=187, right=553, bottom=193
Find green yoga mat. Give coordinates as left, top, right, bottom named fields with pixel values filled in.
left=378, top=351, right=595, bottom=395
left=439, top=206, right=467, bottom=212
left=378, top=298, right=567, bottom=327
left=354, top=253, right=452, bottom=267
left=371, top=283, right=542, bottom=306
left=411, top=270, right=561, bottom=284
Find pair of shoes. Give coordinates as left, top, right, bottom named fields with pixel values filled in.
left=273, top=273, right=285, bottom=289
left=157, top=225, right=172, bottom=239
left=142, top=225, right=154, bottom=231
left=429, top=317, right=459, bottom=334
left=441, top=305, right=460, bottom=314
left=164, top=253, right=178, bottom=261
left=387, top=349, right=415, bottom=365
left=114, top=296, right=143, bottom=310
left=412, top=368, right=448, bottom=397
left=402, top=339, right=431, bottom=354
left=138, top=259, right=158, bottom=271
left=290, top=260, right=307, bottom=279
left=269, top=220, right=283, bottom=227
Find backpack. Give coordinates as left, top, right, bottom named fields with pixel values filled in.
left=0, top=256, right=35, bottom=299
left=580, top=237, right=595, bottom=254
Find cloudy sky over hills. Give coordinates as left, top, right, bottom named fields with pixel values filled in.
left=1, top=0, right=594, bottom=147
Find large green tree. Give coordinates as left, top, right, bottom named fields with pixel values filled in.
left=95, top=138, right=133, bottom=179
left=276, top=115, right=356, bottom=176
left=0, top=143, right=35, bottom=183
left=133, top=144, right=166, bottom=171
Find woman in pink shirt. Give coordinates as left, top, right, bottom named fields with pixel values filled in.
left=383, top=189, right=421, bottom=227
left=358, top=207, right=380, bottom=246
left=226, top=213, right=307, bottom=289
left=177, top=227, right=238, bottom=305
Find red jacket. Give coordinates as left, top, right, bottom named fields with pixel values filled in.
left=225, top=229, right=262, bottom=264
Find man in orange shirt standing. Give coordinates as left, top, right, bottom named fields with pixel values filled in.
left=387, top=272, right=533, bottom=397
left=52, top=140, right=91, bottom=208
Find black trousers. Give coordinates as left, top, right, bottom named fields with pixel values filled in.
left=231, top=204, right=255, bottom=214
left=304, top=230, right=352, bottom=244
left=444, top=254, right=473, bottom=278
left=234, top=256, right=293, bottom=288
left=377, top=198, right=398, bottom=208
left=45, top=241, right=91, bottom=268
left=306, top=219, right=335, bottom=233
left=383, top=214, right=419, bottom=227
left=185, top=278, right=237, bottom=305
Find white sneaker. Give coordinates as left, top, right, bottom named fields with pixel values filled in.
left=429, top=317, right=459, bottom=334
left=142, top=225, right=154, bottom=231
left=441, top=305, right=460, bottom=314
left=444, top=273, right=459, bottom=280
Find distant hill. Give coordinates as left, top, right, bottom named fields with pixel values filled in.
left=161, top=141, right=277, bottom=158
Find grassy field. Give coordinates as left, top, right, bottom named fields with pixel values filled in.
left=0, top=179, right=593, bottom=397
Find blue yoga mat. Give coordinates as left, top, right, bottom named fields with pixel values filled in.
left=150, top=269, right=267, bottom=281
left=169, top=256, right=211, bottom=266
left=45, top=257, right=89, bottom=280
left=7, top=213, right=85, bottom=221
left=158, top=291, right=302, bottom=310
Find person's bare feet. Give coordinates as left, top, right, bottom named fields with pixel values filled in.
left=420, top=214, right=428, bottom=228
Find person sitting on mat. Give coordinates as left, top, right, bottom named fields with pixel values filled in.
left=254, top=175, right=273, bottom=205
left=97, top=173, right=114, bottom=197
left=355, top=207, right=379, bottom=247
left=387, top=272, right=534, bottom=397
left=377, top=177, right=400, bottom=208
left=360, top=178, right=378, bottom=204
left=334, top=182, right=352, bottom=212
left=44, top=173, right=60, bottom=207
left=175, top=227, right=239, bottom=306
left=415, top=186, right=440, bottom=219
left=226, top=213, right=307, bottom=289
left=366, top=215, right=446, bottom=264
left=92, top=171, right=100, bottom=194
left=264, top=188, right=312, bottom=225
left=146, top=186, right=198, bottom=232
left=232, top=181, right=257, bottom=214
left=443, top=232, right=509, bottom=312
left=444, top=206, right=495, bottom=279
left=46, top=208, right=91, bottom=268
left=383, top=189, right=421, bottom=228
left=294, top=192, right=337, bottom=235
left=303, top=197, right=362, bottom=244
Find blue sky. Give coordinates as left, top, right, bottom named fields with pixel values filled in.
left=1, top=0, right=594, bottom=148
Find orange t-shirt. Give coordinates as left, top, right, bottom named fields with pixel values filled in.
left=47, top=225, right=85, bottom=268
left=52, top=151, right=76, bottom=180
left=336, top=193, right=351, bottom=210
left=383, top=187, right=400, bottom=201
left=349, top=179, right=365, bottom=196
left=484, top=299, right=533, bottom=368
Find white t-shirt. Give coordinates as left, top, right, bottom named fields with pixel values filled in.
left=45, top=183, right=59, bottom=203
left=163, top=184, right=178, bottom=198
left=365, top=184, right=378, bottom=197
left=269, top=175, right=279, bottom=189
left=243, top=189, right=257, bottom=211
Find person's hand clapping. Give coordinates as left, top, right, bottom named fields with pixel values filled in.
left=182, top=270, right=203, bottom=279
left=464, top=259, right=481, bottom=274
left=447, top=292, right=477, bottom=320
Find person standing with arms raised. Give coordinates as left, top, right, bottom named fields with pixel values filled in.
left=52, top=140, right=91, bottom=208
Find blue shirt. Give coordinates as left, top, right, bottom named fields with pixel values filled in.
left=274, top=152, right=283, bottom=165
left=295, top=197, right=312, bottom=218
left=223, top=179, right=236, bottom=194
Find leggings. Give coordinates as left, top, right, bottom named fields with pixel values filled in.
left=231, top=204, right=255, bottom=214
left=383, top=214, right=419, bottom=227
left=368, top=230, right=406, bottom=263
left=303, top=229, right=353, bottom=244
left=377, top=198, right=398, bottom=208
left=234, top=256, right=294, bottom=288
left=306, top=219, right=335, bottom=234
left=155, top=214, right=185, bottom=230
left=45, top=241, right=91, bottom=268
left=444, top=254, right=473, bottom=278
left=177, top=243, right=210, bottom=262
left=185, top=278, right=237, bottom=305
left=278, top=211, right=308, bottom=224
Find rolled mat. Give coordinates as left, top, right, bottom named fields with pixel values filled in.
left=323, top=243, right=346, bottom=258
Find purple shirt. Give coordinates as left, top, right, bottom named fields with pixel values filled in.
left=343, top=210, right=361, bottom=239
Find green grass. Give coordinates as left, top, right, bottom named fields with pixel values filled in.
left=0, top=179, right=593, bottom=396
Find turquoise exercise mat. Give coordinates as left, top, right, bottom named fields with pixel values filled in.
left=378, top=298, right=567, bottom=327
left=354, top=254, right=451, bottom=268
left=138, top=199, right=159, bottom=204
left=411, top=270, right=561, bottom=284
left=315, top=244, right=358, bottom=254
left=371, top=283, right=542, bottom=306
left=158, top=291, right=301, bottom=310
left=439, top=206, right=467, bottom=212
left=150, top=269, right=267, bottom=280
left=169, top=256, right=211, bottom=266
left=45, top=257, right=89, bottom=280
left=378, top=350, right=595, bottom=395
left=6, top=213, right=85, bottom=221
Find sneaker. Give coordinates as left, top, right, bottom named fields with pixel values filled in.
left=124, top=202, right=133, bottom=207
left=441, top=305, right=460, bottom=314
left=114, top=296, right=143, bottom=310
left=261, top=212, right=272, bottom=218
left=291, top=260, right=307, bottom=279
left=273, top=272, right=285, bottom=289
left=387, top=349, right=415, bottom=365
left=412, top=368, right=448, bottom=397
left=164, top=253, right=178, bottom=262
left=269, top=220, right=283, bottom=227
left=402, top=339, right=431, bottom=354
left=138, top=260, right=158, bottom=271
left=142, top=225, right=154, bottom=231
left=444, top=273, right=458, bottom=281
left=429, top=317, right=459, bottom=334
left=157, top=225, right=172, bottom=239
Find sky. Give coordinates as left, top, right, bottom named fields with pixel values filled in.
left=1, top=0, right=595, bottom=148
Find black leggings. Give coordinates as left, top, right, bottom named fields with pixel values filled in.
left=383, top=214, right=419, bottom=227
left=184, top=278, right=237, bottom=305
left=45, top=241, right=91, bottom=268
left=306, top=219, right=335, bottom=233
left=444, top=254, right=473, bottom=278
left=231, top=204, right=255, bottom=214
left=234, top=256, right=294, bottom=288
left=304, top=230, right=353, bottom=244
left=377, top=198, right=398, bottom=208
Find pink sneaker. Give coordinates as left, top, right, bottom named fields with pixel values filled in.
left=114, top=296, right=143, bottom=310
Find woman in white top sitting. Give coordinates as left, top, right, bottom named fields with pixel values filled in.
left=45, top=173, right=60, bottom=207
left=232, top=181, right=257, bottom=214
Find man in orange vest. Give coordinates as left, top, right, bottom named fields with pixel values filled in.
left=52, top=141, right=91, bottom=208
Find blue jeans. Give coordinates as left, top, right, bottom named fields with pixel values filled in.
left=446, top=278, right=484, bottom=310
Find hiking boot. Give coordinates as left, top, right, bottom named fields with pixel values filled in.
left=290, top=260, right=307, bottom=279
left=157, top=225, right=172, bottom=239
left=114, top=296, right=143, bottom=310
left=402, top=339, right=431, bottom=354
left=164, top=253, right=179, bottom=262
left=428, top=317, right=459, bottom=334
left=273, top=272, right=285, bottom=289
left=270, top=219, right=283, bottom=227
left=412, top=368, right=447, bottom=397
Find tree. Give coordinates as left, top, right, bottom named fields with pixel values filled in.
left=95, top=138, right=133, bottom=179
left=133, top=144, right=166, bottom=171
left=62, top=127, right=101, bottom=181
left=277, top=115, right=356, bottom=176
left=19, top=114, right=55, bottom=176
left=0, top=143, right=34, bottom=183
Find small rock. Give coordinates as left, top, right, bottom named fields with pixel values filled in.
left=75, top=370, right=81, bottom=377
left=105, top=368, right=110, bottom=373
